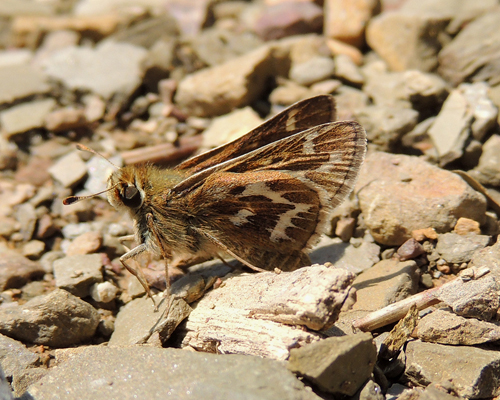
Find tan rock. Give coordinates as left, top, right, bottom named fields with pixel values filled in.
left=356, top=152, right=487, bottom=246
left=351, top=259, right=419, bottom=312
left=324, top=0, right=381, bottom=48
left=454, top=217, right=481, bottom=235
left=66, top=231, right=103, bottom=256
left=366, top=11, right=448, bottom=72
left=175, top=45, right=274, bottom=117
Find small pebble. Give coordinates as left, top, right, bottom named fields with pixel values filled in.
left=454, top=217, right=481, bottom=235
left=90, top=281, right=119, bottom=303
left=22, top=240, right=46, bottom=259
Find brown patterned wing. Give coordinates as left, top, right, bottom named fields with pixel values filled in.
left=174, top=121, right=366, bottom=271
left=175, top=95, right=336, bottom=174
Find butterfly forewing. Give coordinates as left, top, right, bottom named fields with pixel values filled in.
left=169, top=120, right=366, bottom=271
left=175, top=95, right=336, bottom=174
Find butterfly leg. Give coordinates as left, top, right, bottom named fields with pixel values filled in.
left=120, top=243, right=159, bottom=310
left=146, top=213, right=175, bottom=314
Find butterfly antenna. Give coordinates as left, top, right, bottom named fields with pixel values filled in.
left=76, top=143, right=120, bottom=169
left=63, top=183, right=120, bottom=205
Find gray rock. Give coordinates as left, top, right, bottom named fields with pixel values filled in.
left=39, top=250, right=64, bottom=274
left=190, top=27, right=263, bottom=67
left=352, top=379, right=384, bottom=400
left=0, top=99, right=56, bottom=138
left=427, top=84, right=494, bottom=166
left=43, top=41, right=147, bottom=99
left=15, top=203, right=37, bottom=242
left=356, top=152, right=487, bottom=246
left=12, top=367, right=47, bottom=398
left=0, top=251, right=44, bottom=291
left=175, top=45, right=274, bottom=117
left=309, top=236, right=380, bottom=274
left=462, top=82, right=498, bottom=141
left=435, top=274, right=499, bottom=321
left=289, top=56, right=336, bottom=86
left=110, top=293, right=191, bottom=346
left=416, top=309, right=500, bottom=345
left=333, top=86, right=370, bottom=121
left=288, top=333, right=376, bottom=396
left=0, top=64, right=49, bottom=105
left=352, top=259, right=420, bottom=312
left=0, top=289, right=99, bottom=347
left=439, top=8, right=500, bottom=86
left=334, top=54, right=364, bottom=85
left=61, top=222, right=94, bottom=240
left=53, top=254, right=103, bottom=298
left=436, top=233, right=490, bottom=264
left=22, top=240, right=45, bottom=260
left=470, top=239, right=500, bottom=279
left=26, top=346, right=322, bottom=400
left=405, top=340, right=500, bottom=398
left=0, top=365, right=13, bottom=400
left=0, top=334, right=39, bottom=381
left=48, top=151, right=87, bottom=188
left=363, top=69, right=447, bottom=112
left=355, top=105, right=418, bottom=151
left=469, top=134, right=500, bottom=187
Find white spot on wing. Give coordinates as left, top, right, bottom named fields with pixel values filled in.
left=239, top=182, right=311, bottom=242
left=287, top=108, right=299, bottom=131
left=229, top=209, right=256, bottom=226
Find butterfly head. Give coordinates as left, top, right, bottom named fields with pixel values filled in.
left=63, top=144, right=145, bottom=213
left=107, top=166, right=146, bottom=212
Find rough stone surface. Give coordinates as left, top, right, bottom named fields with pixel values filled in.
left=175, top=45, right=274, bottom=117
left=202, top=106, right=262, bottom=149
left=26, top=346, right=322, bottom=400
left=253, top=2, right=323, bottom=41
left=416, top=309, right=500, bottom=345
left=435, top=274, right=500, bottom=321
left=42, top=41, right=147, bottom=99
left=0, top=251, right=44, bottom=291
left=66, top=231, right=103, bottom=256
left=470, top=134, right=500, bottom=187
left=53, top=254, right=104, bottom=298
left=356, top=152, right=487, bottom=246
left=0, top=334, right=40, bottom=381
left=351, top=259, right=420, bottom=311
left=367, top=11, right=448, bottom=72
left=288, top=333, right=376, bottom=396
left=405, top=340, right=500, bottom=399
left=439, top=8, right=500, bottom=86
left=289, top=56, right=336, bottom=86
left=48, top=151, right=87, bottom=188
left=309, top=236, right=380, bottom=274
left=0, top=289, right=99, bottom=347
left=435, top=233, right=490, bottom=264
left=0, top=365, right=13, bottom=400
left=0, top=64, right=49, bottom=104
left=0, top=99, right=56, bottom=138
left=355, top=105, right=419, bottom=151
left=324, top=0, right=380, bottom=48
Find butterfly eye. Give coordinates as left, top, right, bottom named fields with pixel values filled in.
left=121, top=185, right=142, bottom=208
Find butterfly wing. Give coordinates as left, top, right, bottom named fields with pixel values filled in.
left=175, top=95, right=336, bottom=174
left=170, top=120, right=366, bottom=271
